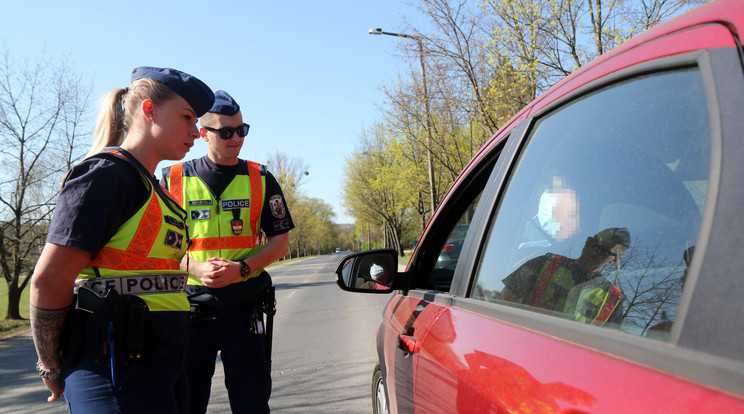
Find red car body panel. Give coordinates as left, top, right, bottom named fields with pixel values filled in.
left=412, top=303, right=744, bottom=413
left=380, top=295, right=448, bottom=414
left=382, top=0, right=744, bottom=412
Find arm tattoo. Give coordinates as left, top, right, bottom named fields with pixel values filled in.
left=30, top=304, right=71, bottom=368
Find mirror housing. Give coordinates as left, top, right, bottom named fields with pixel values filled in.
left=336, top=249, right=399, bottom=293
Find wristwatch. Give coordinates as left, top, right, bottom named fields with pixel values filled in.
left=238, top=260, right=252, bottom=278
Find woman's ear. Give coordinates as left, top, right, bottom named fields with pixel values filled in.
left=141, top=99, right=154, bottom=122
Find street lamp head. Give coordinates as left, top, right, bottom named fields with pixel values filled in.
left=369, top=28, right=383, bottom=35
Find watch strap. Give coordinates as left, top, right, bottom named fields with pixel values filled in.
left=239, top=260, right=252, bottom=277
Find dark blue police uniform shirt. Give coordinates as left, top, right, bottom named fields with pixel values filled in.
left=161, top=155, right=294, bottom=237
left=47, top=153, right=150, bottom=258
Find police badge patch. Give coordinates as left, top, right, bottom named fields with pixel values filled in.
left=191, top=209, right=210, bottom=220
left=165, top=229, right=184, bottom=249
left=269, top=195, right=286, bottom=218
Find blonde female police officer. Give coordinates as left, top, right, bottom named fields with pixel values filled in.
left=161, top=90, right=293, bottom=414
left=30, top=66, right=214, bottom=413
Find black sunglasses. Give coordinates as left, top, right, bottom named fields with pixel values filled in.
left=203, top=123, right=250, bottom=140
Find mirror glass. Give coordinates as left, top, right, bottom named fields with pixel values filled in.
left=337, top=250, right=397, bottom=292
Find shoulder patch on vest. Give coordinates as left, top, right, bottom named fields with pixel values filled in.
left=165, top=229, right=184, bottom=250
left=269, top=195, right=286, bottom=218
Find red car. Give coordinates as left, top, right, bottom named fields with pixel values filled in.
left=337, top=0, right=744, bottom=412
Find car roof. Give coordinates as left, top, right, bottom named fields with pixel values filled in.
left=528, top=0, right=742, bottom=115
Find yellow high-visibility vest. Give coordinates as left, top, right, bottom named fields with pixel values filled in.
left=163, top=160, right=266, bottom=286
left=529, top=255, right=622, bottom=325
left=77, top=149, right=190, bottom=312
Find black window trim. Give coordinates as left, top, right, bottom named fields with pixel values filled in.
left=405, top=136, right=508, bottom=291
left=674, top=46, right=744, bottom=363
left=449, top=121, right=530, bottom=298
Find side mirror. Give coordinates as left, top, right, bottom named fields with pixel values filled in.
left=335, top=249, right=398, bottom=293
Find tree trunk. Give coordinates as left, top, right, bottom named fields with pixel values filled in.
left=5, top=282, right=23, bottom=320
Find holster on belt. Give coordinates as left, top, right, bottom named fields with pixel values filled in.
left=262, top=286, right=276, bottom=364
left=187, top=273, right=270, bottom=320
left=59, top=295, right=84, bottom=368
left=75, top=287, right=152, bottom=368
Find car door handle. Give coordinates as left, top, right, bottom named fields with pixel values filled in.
left=398, top=334, right=421, bottom=354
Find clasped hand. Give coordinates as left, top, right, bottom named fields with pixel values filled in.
left=195, top=258, right=240, bottom=288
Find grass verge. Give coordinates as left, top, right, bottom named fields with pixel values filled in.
left=398, top=250, right=413, bottom=268
left=0, top=280, right=31, bottom=340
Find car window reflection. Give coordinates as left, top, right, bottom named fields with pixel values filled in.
left=501, top=228, right=629, bottom=325
left=471, top=68, right=708, bottom=340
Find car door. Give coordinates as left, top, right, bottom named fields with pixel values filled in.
left=405, top=22, right=744, bottom=412
left=377, top=128, right=511, bottom=414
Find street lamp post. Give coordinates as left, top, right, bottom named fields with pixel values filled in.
left=369, top=28, right=438, bottom=217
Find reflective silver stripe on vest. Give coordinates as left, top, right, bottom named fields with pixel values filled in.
left=74, top=274, right=188, bottom=296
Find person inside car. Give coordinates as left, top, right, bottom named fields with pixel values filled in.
left=535, top=176, right=580, bottom=242
left=361, top=263, right=393, bottom=290
left=500, top=227, right=631, bottom=326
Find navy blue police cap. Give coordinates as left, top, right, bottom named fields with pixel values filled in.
left=130, top=66, right=215, bottom=117
left=208, top=90, right=241, bottom=116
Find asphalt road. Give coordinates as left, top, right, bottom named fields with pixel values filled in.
left=0, top=253, right=391, bottom=413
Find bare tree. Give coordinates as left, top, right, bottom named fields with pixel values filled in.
left=600, top=242, right=687, bottom=337
left=0, top=46, right=91, bottom=319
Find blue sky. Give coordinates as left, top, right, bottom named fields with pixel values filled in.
left=2, top=1, right=426, bottom=224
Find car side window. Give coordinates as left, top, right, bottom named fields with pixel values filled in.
left=428, top=195, right=481, bottom=291
left=419, top=141, right=501, bottom=292
left=470, top=68, right=709, bottom=341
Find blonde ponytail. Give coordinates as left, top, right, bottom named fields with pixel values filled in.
left=87, top=88, right=127, bottom=157
left=86, top=78, right=176, bottom=157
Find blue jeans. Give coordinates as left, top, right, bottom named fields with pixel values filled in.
left=63, top=342, right=188, bottom=414
left=184, top=307, right=271, bottom=414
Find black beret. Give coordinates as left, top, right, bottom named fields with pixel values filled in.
left=130, top=66, right=215, bottom=117
left=595, top=227, right=631, bottom=248
left=209, top=90, right=241, bottom=116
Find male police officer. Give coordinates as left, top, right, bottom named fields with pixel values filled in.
left=500, top=227, right=630, bottom=326
left=161, top=90, right=294, bottom=413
